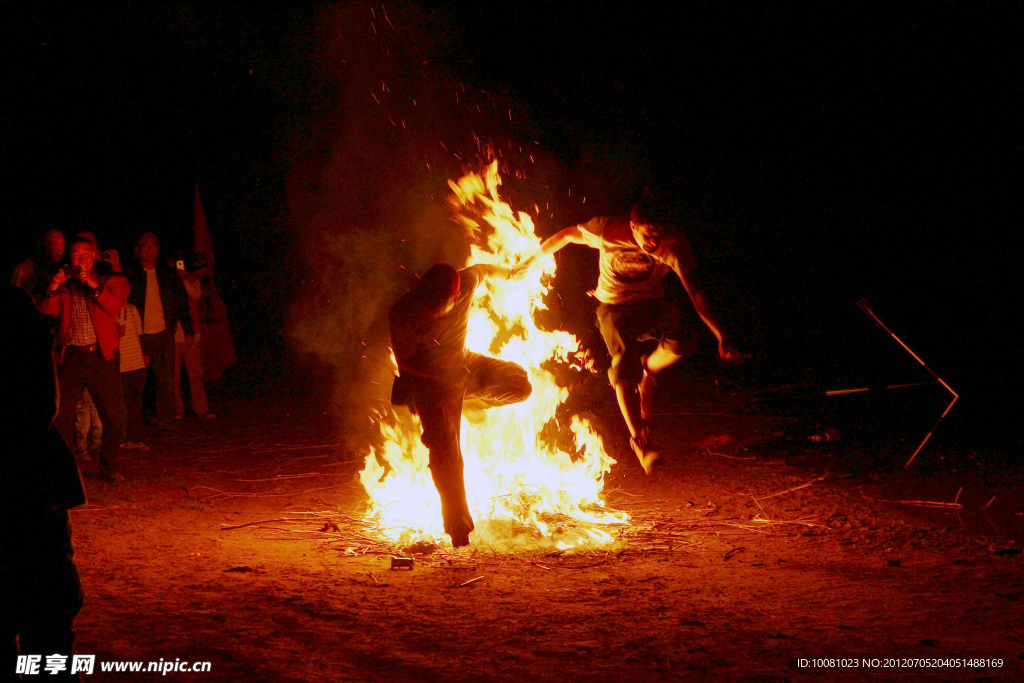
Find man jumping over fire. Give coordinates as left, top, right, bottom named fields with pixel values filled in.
left=388, top=263, right=532, bottom=548
left=514, top=197, right=743, bottom=474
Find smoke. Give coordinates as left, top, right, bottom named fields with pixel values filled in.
left=284, top=3, right=550, bottom=447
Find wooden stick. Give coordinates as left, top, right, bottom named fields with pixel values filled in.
left=754, top=474, right=828, bottom=502
left=724, top=546, right=745, bottom=560
left=750, top=496, right=773, bottom=529
left=875, top=498, right=963, bottom=509
left=217, top=520, right=304, bottom=531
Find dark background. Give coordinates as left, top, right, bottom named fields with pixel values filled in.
left=2, top=2, right=1020, bottom=453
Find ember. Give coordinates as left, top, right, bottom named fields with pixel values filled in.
left=360, top=162, right=628, bottom=549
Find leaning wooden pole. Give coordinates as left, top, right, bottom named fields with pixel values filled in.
left=856, top=299, right=959, bottom=468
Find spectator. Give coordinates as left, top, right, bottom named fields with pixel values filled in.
left=126, top=232, right=191, bottom=429
left=173, top=266, right=215, bottom=420
left=105, top=274, right=149, bottom=450
left=72, top=389, right=103, bottom=463
left=68, top=232, right=124, bottom=460
left=12, top=228, right=67, bottom=304
left=75, top=230, right=122, bottom=276
left=39, top=237, right=126, bottom=481
left=1, top=281, right=86, bottom=679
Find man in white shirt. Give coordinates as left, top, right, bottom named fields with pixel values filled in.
left=127, top=232, right=192, bottom=428
left=515, top=198, right=744, bottom=473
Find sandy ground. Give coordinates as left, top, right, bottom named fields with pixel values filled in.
left=67, top=394, right=1023, bottom=682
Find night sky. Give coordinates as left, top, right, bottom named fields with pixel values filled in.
left=3, top=2, right=1020, bottom=445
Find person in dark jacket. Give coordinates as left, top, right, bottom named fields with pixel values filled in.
left=2, top=281, right=86, bottom=679
left=126, top=232, right=191, bottom=428
left=389, top=263, right=532, bottom=548
left=11, top=228, right=67, bottom=305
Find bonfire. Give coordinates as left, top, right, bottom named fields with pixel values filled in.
left=360, top=162, right=629, bottom=549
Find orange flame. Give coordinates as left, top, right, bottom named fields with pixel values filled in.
left=360, top=162, right=628, bottom=549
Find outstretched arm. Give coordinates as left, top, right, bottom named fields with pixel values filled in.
left=470, top=263, right=513, bottom=281
left=539, top=225, right=587, bottom=255
left=671, top=257, right=743, bottom=361
left=511, top=225, right=588, bottom=276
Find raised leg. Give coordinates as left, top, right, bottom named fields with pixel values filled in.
left=462, top=353, right=532, bottom=414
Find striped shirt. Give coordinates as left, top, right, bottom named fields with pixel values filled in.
left=68, top=287, right=98, bottom=346
left=117, top=303, right=146, bottom=372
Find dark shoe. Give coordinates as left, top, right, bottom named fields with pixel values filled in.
left=630, top=428, right=662, bottom=475
left=449, top=529, right=471, bottom=548
left=446, top=515, right=474, bottom=548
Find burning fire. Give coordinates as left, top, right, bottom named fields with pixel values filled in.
left=360, top=162, right=628, bottom=549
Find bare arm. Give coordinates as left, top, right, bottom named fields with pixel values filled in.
left=671, top=259, right=742, bottom=360
left=660, top=235, right=740, bottom=359
left=470, top=263, right=512, bottom=281
left=540, top=225, right=588, bottom=255
left=511, top=225, right=589, bottom=275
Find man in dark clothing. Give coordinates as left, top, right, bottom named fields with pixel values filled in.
left=389, top=263, right=532, bottom=547
left=12, top=228, right=67, bottom=305
left=2, top=282, right=86, bottom=680
left=126, top=232, right=191, bottom=427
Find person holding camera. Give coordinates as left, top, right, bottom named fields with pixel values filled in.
left=39, top=237, right=126, bottom=481
left=76, top=230, right=122, bottom=276
left=68, top=232, right=124, bottom=458
left=172, top=263, right=214, bottom=420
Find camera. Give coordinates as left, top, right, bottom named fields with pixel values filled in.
left=62, top=265, right=83, bottom=278
left=172, top=251, right=208, bottom=272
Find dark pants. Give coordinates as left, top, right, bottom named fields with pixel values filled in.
left=54, top=346, right=125, bottom=478
left=397, top=353, right=532, bottom=538
left=596, top=298, right=695, bottom=387
left=1, top=511, right=83, bottom=682
left=121, top=368, right=148, bottom=442
left=140, top=328, right=175, bottom=423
